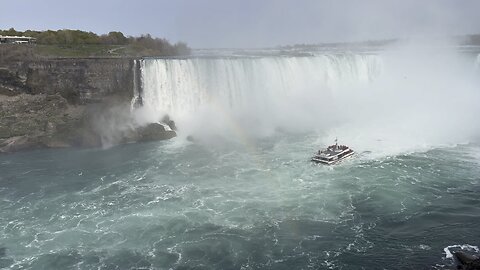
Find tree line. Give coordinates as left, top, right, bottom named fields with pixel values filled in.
left=0, top=28, right=190, bottom=56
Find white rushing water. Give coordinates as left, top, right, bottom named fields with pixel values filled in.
left=140, top=54, right=382, bottom=119
left=130, top=59, right=140, bottom=110
left=138, top=49, right=480, bottom=157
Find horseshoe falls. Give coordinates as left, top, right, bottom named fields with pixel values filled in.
left=2, top=49, right=480, bottom=269
left=140, top=54, right=381, bottom=120
left=140, top=51, right=480, bottom=156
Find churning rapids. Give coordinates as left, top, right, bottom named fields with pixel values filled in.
left=2, top=47, right=480, bottom=269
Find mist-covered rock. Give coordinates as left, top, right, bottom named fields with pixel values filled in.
left=0, top=94, right=176, bottom=153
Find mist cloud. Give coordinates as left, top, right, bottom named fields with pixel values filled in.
left=142, top=42, right=480, bottom=158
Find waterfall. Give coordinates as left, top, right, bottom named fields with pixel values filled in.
left=136, top=50, right=480, bottom=146
left=131, top=59, right=143, bottom=110
left=140, top=54, right=383, bottom=120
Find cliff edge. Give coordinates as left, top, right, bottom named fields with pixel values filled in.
left=0, top=57, right=175, bottom=153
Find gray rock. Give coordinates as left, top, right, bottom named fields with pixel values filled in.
left=161, top=114, right=177, bottom=131
left=137, top=123, right=177, bottom=142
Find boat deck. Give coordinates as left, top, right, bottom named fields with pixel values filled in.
left=312, top=144, right=354, bottom=165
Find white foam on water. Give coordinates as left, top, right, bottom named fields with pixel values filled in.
left=444, top=244, right=480, bottom=259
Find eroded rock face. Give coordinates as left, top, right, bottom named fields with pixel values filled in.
left=0, top=58, right=178, bottom=153
left=0, top=93, right=85, bottom=152
left=0, top=68, right=27, bottom=96
left=17, top=58, right=134, bottom=104
left=0, top=93, right=177, bottom=153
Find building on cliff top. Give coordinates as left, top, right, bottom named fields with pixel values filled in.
left=0, top=35, right=36, bottom=44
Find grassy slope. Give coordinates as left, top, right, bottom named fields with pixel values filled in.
left=34, top=44, right=132, bottom=58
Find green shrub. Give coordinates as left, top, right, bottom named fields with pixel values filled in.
left=1, top=28, right=191, bottom=56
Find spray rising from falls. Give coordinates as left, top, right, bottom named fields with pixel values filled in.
left=476, top=53, right=480, bottom=69
left=138, top=50, right=480, bottom=156
left=140, top=55, right=381, bottom=117
left=139, top=54, right=382, bottom=134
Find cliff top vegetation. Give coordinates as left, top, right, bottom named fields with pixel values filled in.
left=0, top=28, right=190, bottom=59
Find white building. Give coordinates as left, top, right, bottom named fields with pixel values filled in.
left=0, top=35, right=37, bottom=44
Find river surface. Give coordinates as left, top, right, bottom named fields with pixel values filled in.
left=1, top=134, right=480, bottom=269
left=2, top=47, right=480, bottom=269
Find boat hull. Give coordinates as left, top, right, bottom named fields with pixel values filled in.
left=311, top=150, right=355, bottom=165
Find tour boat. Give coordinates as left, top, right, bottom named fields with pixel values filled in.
left=311, top=139, right=354, bottom=165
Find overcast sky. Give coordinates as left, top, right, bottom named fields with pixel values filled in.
left=1, top=0, right=479, bottom=48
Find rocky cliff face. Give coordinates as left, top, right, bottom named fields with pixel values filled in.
left=0, top=93, right=85, bottom=152
left=0, top=57, right=174, bottom=153
left=1, top=58, right=135, bottom=102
